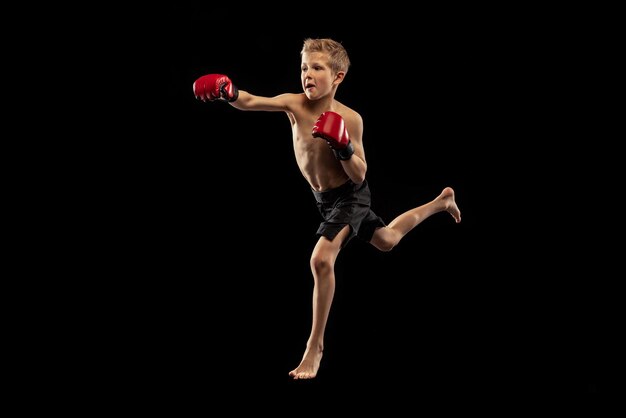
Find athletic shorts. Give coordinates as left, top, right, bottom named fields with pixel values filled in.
left=311, top=179, right=386, bottom=247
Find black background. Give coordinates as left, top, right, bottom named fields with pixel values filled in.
left=94, top=6, right=612, bottom=399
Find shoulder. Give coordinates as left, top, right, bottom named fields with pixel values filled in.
left=338, top=104, right=363, bottom=129
left=334, top=100, right=359, bottom=118
left=279, top=92, right=306, bottom=103
left=334, top=103, right=363, bottom=140
left=278, top=92, right=307, bottom=110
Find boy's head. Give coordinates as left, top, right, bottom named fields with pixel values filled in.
left=301, top=38, right=350, bottom=76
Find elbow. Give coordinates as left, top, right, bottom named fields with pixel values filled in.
left=353, top=163, right=367, bottom=184
left=351, top=172, right=366, bottom=185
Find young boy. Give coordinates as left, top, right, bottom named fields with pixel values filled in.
left=193, top=38, right=461, bottom=379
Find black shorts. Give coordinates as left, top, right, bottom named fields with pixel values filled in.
left=312, top=179, right=386, bottom=247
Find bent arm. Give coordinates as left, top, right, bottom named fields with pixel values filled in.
left=341, top=114, right=367, bottom=184
left=230, top=92, right=295, bottom=112
left=341, top=143, right=367, bottom=185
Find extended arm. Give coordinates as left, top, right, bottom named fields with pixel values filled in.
left=193, top=73, right=292, bottom=112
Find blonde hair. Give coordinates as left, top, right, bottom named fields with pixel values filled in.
left=301, top=38, right=351, bottom=75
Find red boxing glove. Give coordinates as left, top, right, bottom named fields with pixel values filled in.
left=312, top=111, right=354, bottom=160
left=193, top=74, right=239, bottom=102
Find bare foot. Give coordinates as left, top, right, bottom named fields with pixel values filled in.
left=289, top=347, right=323, bottom=380
left=439, top=187, right=461, bottom=223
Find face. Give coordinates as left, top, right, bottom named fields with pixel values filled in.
left=301, top=52, right=337, bottom=100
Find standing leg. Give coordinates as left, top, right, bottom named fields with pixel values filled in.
left=289, top=225, right=351, bottom=379
left=370, top=187, right=461, bottom=251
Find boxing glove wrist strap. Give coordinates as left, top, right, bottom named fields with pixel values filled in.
left=220, top=83, right=239, bottom=102
left=222, top=84, right=239, bottom=102
left=333, top=141, right=354, bottom=160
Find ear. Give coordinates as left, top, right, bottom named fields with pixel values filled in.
left=333, top=71, right=346, bottom=85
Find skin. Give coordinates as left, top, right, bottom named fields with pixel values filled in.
left=205, top=50, right=461, bottom=379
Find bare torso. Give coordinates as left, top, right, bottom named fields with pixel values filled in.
left=286, top=94, right=355, bottom=192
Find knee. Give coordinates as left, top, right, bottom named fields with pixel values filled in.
left=310, top=254, right=333, bottom=275
left=376, top=240, right=395, bottom=252
left=371, top=228, right=398, bottom=252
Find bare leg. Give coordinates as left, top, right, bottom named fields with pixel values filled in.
left=370, top=187, right=461, bottom=251
left=289, top=225, right=351, bottom=380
